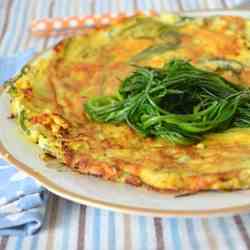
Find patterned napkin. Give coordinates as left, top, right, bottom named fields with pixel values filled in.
left=0, top=49, right=48, bottom=236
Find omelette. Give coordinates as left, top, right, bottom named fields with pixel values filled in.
left=6, top=14, right=250, bottom=192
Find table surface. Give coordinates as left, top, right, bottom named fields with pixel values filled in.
left=2, top=0, right=250, bottom=249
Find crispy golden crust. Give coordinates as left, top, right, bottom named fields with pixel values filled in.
left=8, top=14, right=250, bottom=192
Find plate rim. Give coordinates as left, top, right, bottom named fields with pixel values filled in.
left=2, top=9, right=250, bottom=217
left=1, top=138, right=250, bottom=217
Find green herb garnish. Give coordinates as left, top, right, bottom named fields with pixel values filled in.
left=85, top=59, right=250, bottom=145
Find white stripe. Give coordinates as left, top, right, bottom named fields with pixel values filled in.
left=193, top=218, right=210, bottom=250
left=120, top=0, right=134, bottom=14
left=67, top=204, right=81, bottom=250
left=60, top=0, right=69, bottom=17
left=0, top=0, right=20, bottom=55
left=168, top=0, right=180, bottom=11
left=9, top=0, right=29, bottom=54
left=6, top=235, right=18, bottom=249
left=197, top=0, right=207, bottom=9
left=100, top=209, right=109, bottom=250
left=148, top=218, right=157, bottom=250
left=225, top=0, right=232, bottom=7
left=208, top=218, right=226, bottom=249
left=161, top=218, right=172, bottom=250
left=181, top=0, right=199, bottom=10
left=30, top=1, right=43, bottom=51
left=84, top=207, right=94, bottom=250
left=130, top=215, right=139, bottom=250
left=46, top=0, right=66, bottom=47
left=21, top=234, right=33, bottom=250
left=151, top=0, right=162, bottom=12
left=143, top=0, right=153, bottom=10
left=53, top=0, right=64, bottom=17
left=50, top=198, right=65, bottom=250
left=8, top=0, right=27, bottom=54
left=115, top=213, right=124, bottom=250
left=95, top=0, right=103, bottom=15
left=212, top=217, right=245, bottom=250
left=29, top=0, right=49, bottom=52
left=179, top=219, right=193, bottom=250
left=110, top=0, right=119, bottom=14
left=72, top=0, right=79, bottom=16
left=161, top=0, right=173, bottom=11
left=207, top=0, right=224, bottom=9
left=41, top=0, right=55, bottom=50
left=33, top=195, right=51, bottom=250
left=46, top=0, right=64, bottom=48
left=227, top=217, right=247, bottom=249
left=100, top=0, right=110, bottom=13
left=212, top=218, right=227, bottom=250
left=240, top=215, right=250, bottom=235
left=67, top=0, right=76, bottom=16
left=234, top=0, right=243, bottom=5
left=138, top=0, right=145, bottom=10
left=0, top=2, right=6, bottom=32
left=78, top=0, right=91, bottom=15
left=60, top=200, right=76, bottom=250
left=226, top=0, right=236, bottom=8
left=19, top=0, right=36, bottom=51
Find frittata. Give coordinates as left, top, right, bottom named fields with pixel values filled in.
left=6, top=14, right=250, bottom=192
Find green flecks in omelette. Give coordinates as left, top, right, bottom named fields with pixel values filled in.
left=7, top=14, right=250, bottom=192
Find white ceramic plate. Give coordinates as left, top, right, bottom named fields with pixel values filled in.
left=1, top=10, right=250, bottom=218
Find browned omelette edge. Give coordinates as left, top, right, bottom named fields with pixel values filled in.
left=2, top=10, right=250, bottom=217
left=1, top=118, right=250, bottom=217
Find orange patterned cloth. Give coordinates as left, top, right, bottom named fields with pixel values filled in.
left=31, top=10, right=157, bottom=36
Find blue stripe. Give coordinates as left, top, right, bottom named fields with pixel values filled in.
left=101, top=0, right=109, bottom=13
left=93, top=208, right=101, bottom=250
left=30, top=190, right=49, bottom=250
left=108, top=212, right=116, bottom=250
left=61, top=201, right=73, bottom=250
left=218, top=218, right=235, bottom=250
left=246, top=214, right=250, bottom=222
left=145, top=0, right=152, bottom=10
left=12, top=0, right=29, bottom=53
left=95, top=0, right=102, bottom=15
left=138, top=216, right=147, bottom=250
left=37, top=0, right=49, bottom=51
left=152, top=0, right=161, bottom=11
left=182, top=0, right=194, bottom=9
left=15, top=236, right=23, bottom=250
left=14, top=1, right=31, bottom=53
left=29, top=232, right=39, bottom=250
left=186, top=218, right=200, bottom=250
left=1, top=0, right=21, bottom=54
left=138, top=0, right=144, bottom=9
left=169, top=218, right=182, bottom=250
left=63, top=0, right=70, bottom=17
left=123, top=0, right=133, bottom=13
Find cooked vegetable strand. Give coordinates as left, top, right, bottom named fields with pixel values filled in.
left=85, top=59, right=250, bottom=145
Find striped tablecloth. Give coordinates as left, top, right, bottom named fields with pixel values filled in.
left=1, top=0, right=250, bottom=249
